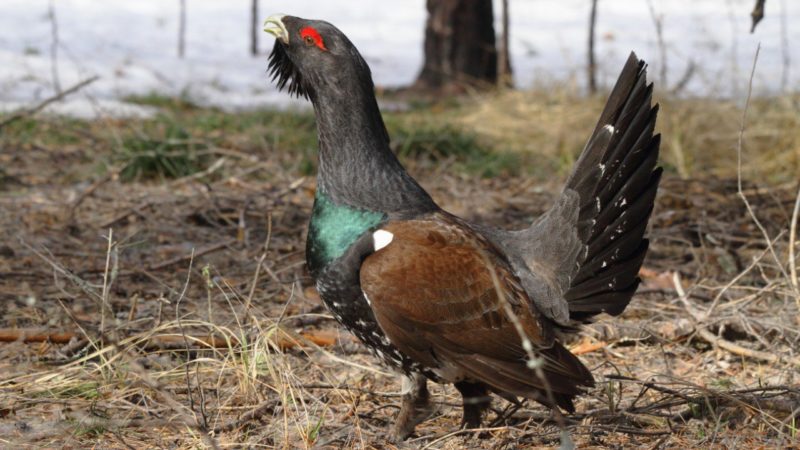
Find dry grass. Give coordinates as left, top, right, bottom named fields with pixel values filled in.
left=454, top=88, right=800, bottom=184
left=0, top=87, right=799, bottom=448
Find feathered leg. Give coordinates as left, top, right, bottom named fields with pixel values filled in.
left=391, top=373, right=431, bottom=441
left=454, top=381, right=491, bottom=429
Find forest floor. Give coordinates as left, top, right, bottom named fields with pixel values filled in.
left=0, top=89, right=799, bottom=449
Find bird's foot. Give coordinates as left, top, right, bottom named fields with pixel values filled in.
left=455, top=381, right=491, bottom=430
left=390, top=373, right=431, bottom=442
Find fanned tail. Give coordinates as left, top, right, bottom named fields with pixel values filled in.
left=563, top=52, right=662, bottom=322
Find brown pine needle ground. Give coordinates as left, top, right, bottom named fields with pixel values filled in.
left=0, top=88, right=799, bottom=448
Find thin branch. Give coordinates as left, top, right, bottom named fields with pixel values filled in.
left=48, top=0, right=61, bottom=94
left=789, top=186, right=800, bottom=301
left=735, top=44, right=792, bottom=285
left=497, top=0, right=512, bottom=87
left=178, top=0, right=186, bottom=58
left=0, top=329, right=238, bottom=349
left=587, top=0, right=598, bottom=94
left=147, top=239, right=235, bottom=271
left=673, top=272, right=800, bottom=367
left=750, top=0, right=766, bottom=33
left=100, top=229, right=115, bottom=337
left=645, top=0, right=667, bottom=88
left=250, top=0, right=259, bottom=56
left=779, top=0, right=790, bottom=90
left=0, top=76, right=99, bottom=130
left=213, top=399, right=275, bottom=434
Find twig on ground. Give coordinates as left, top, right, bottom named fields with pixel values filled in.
left=789, top=185, right=800, bottom=301
left=0, top=329, right=77, bottom=344
left=18, top=237, right=102, bottom=302
left=0, top=329, right=238, bottom=349
left=148, top=239, right=235, bottom=271
left=673, top=272, right=800, bottom=367
left=244, top=212, right=272, bottom=316
left=100, top=229, right=116, bottom=336
left=97, top=199, right=157, bottom=228
left=213, top=400, right=275, bottom=434
left=704, top=235, right=774, bottom=319
left=67, top=170, right=117, bottom=223
left=0, top=76, right=99, bottom=130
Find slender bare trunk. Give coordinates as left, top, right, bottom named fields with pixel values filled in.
left=726, top=0, right=739, bottom=97
left=497, top=0, right=512, bottom=87
left=645, top=0, right=667, bottom=88
left=48, top=0, right=61, bottom=94
left=250, top=0, right=259, bottom=56
left=779, top=0, right=790, bottom=91
left=178, top=0, right=186, bottom=58
left=587, top=0, right=598, bottom=94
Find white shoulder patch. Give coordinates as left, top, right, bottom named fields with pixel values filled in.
left=373, top=229, right=394, bottom=251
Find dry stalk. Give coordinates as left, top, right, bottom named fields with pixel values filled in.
left=789, top=186, right=800, bottom=302
left=673, top=272, right=800, bottom=367
left=736, top=44, right=792, bottom=286
left=148, top=239, right=235, bottom=271
left=482, top=251, right=570, bottom=443
left=244, top=212, right=272, bottom=315
left=0, top=75, right=99, bottom=129
left=100, top=229, right=114, bottom=336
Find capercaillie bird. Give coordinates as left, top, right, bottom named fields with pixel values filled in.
left=264, top=14, right=661, bottom=440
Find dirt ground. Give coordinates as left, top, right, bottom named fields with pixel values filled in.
left=0, top=103, right=799, bottom=449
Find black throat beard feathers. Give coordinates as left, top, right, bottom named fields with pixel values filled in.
left=268, top=41, right=311, bottom=99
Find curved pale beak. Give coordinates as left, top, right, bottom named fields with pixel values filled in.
left=264, top=14, right=289, bottom=44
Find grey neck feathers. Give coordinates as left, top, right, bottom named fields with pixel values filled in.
left=311, top=66, right=437, bottom=215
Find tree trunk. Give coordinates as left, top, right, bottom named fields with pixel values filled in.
left=48, top=0, right=61, bottom=94
left=414, top=0, right=499, bottom=92
left=178, top=0, right=186, bottom=58
left=497, top=0, right=512, bottom=87
left=250, top=0, right=259, bottom=56
left=587, top=0, right=598, bottom=94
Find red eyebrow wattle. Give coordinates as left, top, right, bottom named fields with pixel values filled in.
left=300, top=26, right=327, bottom=51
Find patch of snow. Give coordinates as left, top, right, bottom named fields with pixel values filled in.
left=0, top=98, right=157, bottom=120
left=0, top=0, right=796, bottom=118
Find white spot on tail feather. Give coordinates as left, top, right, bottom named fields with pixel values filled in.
left=373, top=229, right=394, bottom=251
left=400, top=375, right=414, bottom=395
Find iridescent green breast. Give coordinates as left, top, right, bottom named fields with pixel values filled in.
left=306, top=189, right=385, bottom=274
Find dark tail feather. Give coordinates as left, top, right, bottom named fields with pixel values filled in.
left=455, top=342, right=594, bottom=413
left=563, top=52, right=662, bottom=322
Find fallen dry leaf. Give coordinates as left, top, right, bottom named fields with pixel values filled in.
left=569, top=337, right=607, bottom=355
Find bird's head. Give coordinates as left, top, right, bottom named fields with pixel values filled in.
left=263, top=14, right=373, bottom=101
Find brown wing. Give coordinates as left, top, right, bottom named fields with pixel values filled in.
left=360, top=214, right=594, bottom=411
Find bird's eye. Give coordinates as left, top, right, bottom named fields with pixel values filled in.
left=299, top=26, right=328, bottom=51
